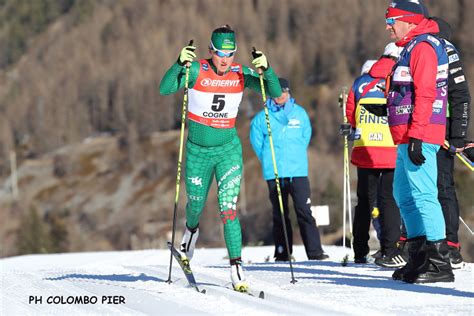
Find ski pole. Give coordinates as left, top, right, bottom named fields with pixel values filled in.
left=443, top=140, right=474, bottom=171
left=253, top=47, right=296, bottom=284
left=343, top=89, right=353, bottom=246
left=459, top=216, right=474, bottom=235
left=339, top=87, right=353, bottom=265
left=167, top=40, right=193, bottom=284
left=340, top=87, right=347, bottom=249
left=456, top=152, right=474, bottom=171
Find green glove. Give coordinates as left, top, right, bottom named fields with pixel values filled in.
left=178, top=45, right=196, bottom=66
left=251, top=50, right=268, bottom=71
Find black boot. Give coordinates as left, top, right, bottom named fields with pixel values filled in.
left=404, top=240, right=454, bottom=284
left=392, top=236, right=425, bottom=281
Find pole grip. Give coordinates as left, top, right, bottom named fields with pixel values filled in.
left=186, top=39, right=194, bottom=68
left=252, top=46, right=263, bottom=74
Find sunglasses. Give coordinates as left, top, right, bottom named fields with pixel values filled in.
left=210, top=41, right=236, bottom=58
left=385, top=14, right=415, bottom=26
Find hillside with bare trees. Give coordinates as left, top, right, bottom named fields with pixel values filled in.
left=0, top=0, right=473, bottom=259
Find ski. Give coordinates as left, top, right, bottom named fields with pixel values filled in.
left=167, top=241, right=206, bottom=294
left=167, top=242, right=265, bottom=298
left=242, top=288, right=265, bottom=299
left=225, top=285, right=265, bottom=299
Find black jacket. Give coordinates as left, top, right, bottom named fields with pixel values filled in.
left=433, top=17, right=471, bottom=142
left=444, top=40, right=470, bottom=140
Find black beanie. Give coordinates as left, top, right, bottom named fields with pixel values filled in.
left=431, top=16, right=452, bottom=41
left=279, top=78, right=290, bottom=92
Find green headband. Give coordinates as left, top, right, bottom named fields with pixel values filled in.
left=210, top=32, right=236, bottom=50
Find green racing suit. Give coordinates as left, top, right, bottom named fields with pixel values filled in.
left=160, top=59, right=281, bottom=260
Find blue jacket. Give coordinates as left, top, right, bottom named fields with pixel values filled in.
left=250, top=97, right=311, bottom=180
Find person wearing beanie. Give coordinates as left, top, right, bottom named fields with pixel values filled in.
left=250, top=78, right=329, bottom=262
left=360, top=60, right=377, bottom=76
left=342, top=43, right=402, bottom=266
left=384, top=1, right=454, bottom=284
left=160, top=25, right=282, bottom=292
left=399, top=16, right=471, bottom=270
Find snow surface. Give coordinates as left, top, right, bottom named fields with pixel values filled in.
left=1, top=245, right=472, bottom=315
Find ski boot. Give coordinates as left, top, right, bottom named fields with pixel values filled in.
left=447, top=241, right=464, bottom=269
left=392, top=236, right=425, bottom=281
left=404, top=240, right=454, bottom=284
left=230, top=259, right=248, bottom=292
left=180, top=224, right=199, bottom=264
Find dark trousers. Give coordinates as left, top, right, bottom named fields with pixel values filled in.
left=437, top=149, right=460, bottom=243
left=353, top=168, right=400, bottom=259
left=267, top=177, right=324, bottom=259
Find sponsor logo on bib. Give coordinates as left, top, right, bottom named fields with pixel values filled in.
left=201, top=78, right=240, bottom=87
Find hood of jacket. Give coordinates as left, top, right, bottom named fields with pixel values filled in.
left=396, top=18, right=440, bottom=47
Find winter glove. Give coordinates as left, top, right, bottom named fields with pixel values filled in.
left=447, top=138, right=465, bottom=156
left=251, top=50, right=268, bottom=71
left=408, top=137, right=426, bottom=166
left=339, top=124, right=359, bottom=141
left=178, top=43, right=196, bottom=66
left=348, top=128, right=358, bottom=141
left=339, top=124, right=352, bottom=136
left=361, top=104, right=387, bottom=117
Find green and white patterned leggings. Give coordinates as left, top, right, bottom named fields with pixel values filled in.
left=185, top=136, right=243, bottom=260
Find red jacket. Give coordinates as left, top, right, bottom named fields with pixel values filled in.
left=390, top=18, right=445, bottom=145
left=346, top=58, right=397, bottom=169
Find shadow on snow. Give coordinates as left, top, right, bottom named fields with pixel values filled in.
left=206, top=261, right=474, bottom=299
left=45, top=273, right=164, bottom=283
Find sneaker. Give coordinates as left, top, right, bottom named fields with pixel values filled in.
left=371, top=249, right=384, bottom=259
left=275, top=254, right=295, bottom=262
left=180, top=225, right=199, bottom=261
left=374, top=249, right=407, bottom=268
left=354, top=256, right=368, bottom=264
left=230, top=261, right=248, bottom=292
left=309, top=253, right=330, bottom=261
left=448, top=246, right=464, bottom=269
